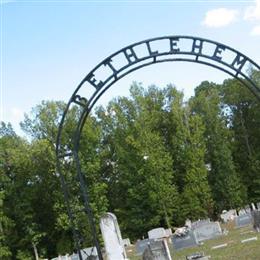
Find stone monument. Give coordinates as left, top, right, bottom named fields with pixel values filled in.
left=100, top=212, right=127, bottom=260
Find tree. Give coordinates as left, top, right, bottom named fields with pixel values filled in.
left=190, top=81, right=246, bottom=213
left=96, top=84, right=180, bottom=239
left=221, top=72, right=260, bottom=203
left=163, top=87, right=213, bottom=221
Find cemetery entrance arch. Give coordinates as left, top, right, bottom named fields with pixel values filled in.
left=56, top=36, right=260, bottom=260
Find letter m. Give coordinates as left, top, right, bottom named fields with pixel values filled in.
left=231, top=54, right=247, bottom=72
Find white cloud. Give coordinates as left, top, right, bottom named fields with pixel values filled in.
left=251, top=25, right=260, bottom=35
left=202, top=8, right=239, bottom=28
left=244, top=0, right=260, bottom=21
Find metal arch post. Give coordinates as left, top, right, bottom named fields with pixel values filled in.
left=73, top=150, right=104, bottom=260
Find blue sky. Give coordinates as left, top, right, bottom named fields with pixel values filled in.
left=1, top=0, right=260, bottom=135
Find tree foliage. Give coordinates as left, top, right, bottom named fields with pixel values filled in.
left=1, top=72, right=260, bottom=258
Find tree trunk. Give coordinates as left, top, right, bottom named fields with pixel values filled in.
left=32, top=242, right=39, bottom=260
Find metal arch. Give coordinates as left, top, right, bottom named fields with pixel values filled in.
left=56, top=35, right=260, bottom=260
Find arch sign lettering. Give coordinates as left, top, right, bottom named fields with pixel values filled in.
left=56, top=36, right=260, bottom=260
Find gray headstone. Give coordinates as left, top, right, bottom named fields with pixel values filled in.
left=142, top=240, right=171, bottom=260
left=70, top=255, right=79, bottom=260
left=245, top=205, right=251, bottom=213
left=235, top=213, right=252, bottom=228
left=136, top=239, right=155, bottom=256
left=193, top=222, right=222, bottom=242
left=143, top=247, right=154, bottom=260
left=252, top=210, right=260, bottom=232
left=191, top=219, right=210, bottom=229
left=172, top=230, right=198, bottom=251
left=148, top=228, right=167, bottom=240
left=257, top=202, right=260, bottom=210
left=238, top=209, right=247, bottom=216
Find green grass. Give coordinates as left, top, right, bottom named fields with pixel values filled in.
left=126, top=223, right=260, bottom=260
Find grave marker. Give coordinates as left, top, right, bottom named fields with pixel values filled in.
left=245, top=205, right=251, bottom=213
left=142, top=240, right=172, bottom=260
left=191, top=219, right=210, bottom=229
left=100, top=212, right=127, bottom=260
left=193, top=222, right=222, bottom=242
left=252, top=210, right=260, bottom=232
left=148, top=228, right=167, bottom=240
left=172, top=230, right=198, bottom=251
left=235, top=213, right=252, bottom=228
left=136, top=239, right=154, bottom=256
left=220, top=210, right=237, bottom=222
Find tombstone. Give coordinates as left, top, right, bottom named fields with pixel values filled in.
left=252, top=210, right=260, bottom=232
left=257, top=202, right=260, bottom=210
left=70, top=254, right=79, bottom=260
left=235, top=213, right=253, bottom=228
left=172, top=230, right=198, bottom=251
left=238, top=209, right=247, bottom=216
left=70, top=248, right=98, bottom=260
left=251, top=203, right=256, bottom=211
left=185, top=219, right=192, bottom=229
left=193, top=222, right=222, bottom=242
left=148, top=228, right=167, bottom=240
left=136, top=239, right=155, bottom=256
left=142, top=240, right=172, bottom=260
left=245, top=205, right=251, bottom=213
left=100, top=212, right=127, bottom=260
left=220, top=209, right=237, bottom=222
left=191, top=219, right=210, bottom=229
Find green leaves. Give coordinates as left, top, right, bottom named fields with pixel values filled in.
left=1, top=71, right=260, bottom=258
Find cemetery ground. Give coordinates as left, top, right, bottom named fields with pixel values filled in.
left=126, top=223, right=260, bottom=259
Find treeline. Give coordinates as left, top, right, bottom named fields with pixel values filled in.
left=1, top=72, right=260, bottom=259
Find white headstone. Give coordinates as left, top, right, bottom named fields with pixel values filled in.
left=220, top=209, right=237, bottom=222
left=100, top=212, right=127, bottom=260
left=148, top=227, right=167, bottom=240
left=251, top=203, right=256, bottom=211
left=185, top=219, right=192, bottom=228
left=238, top=209, right=247, bottom=216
